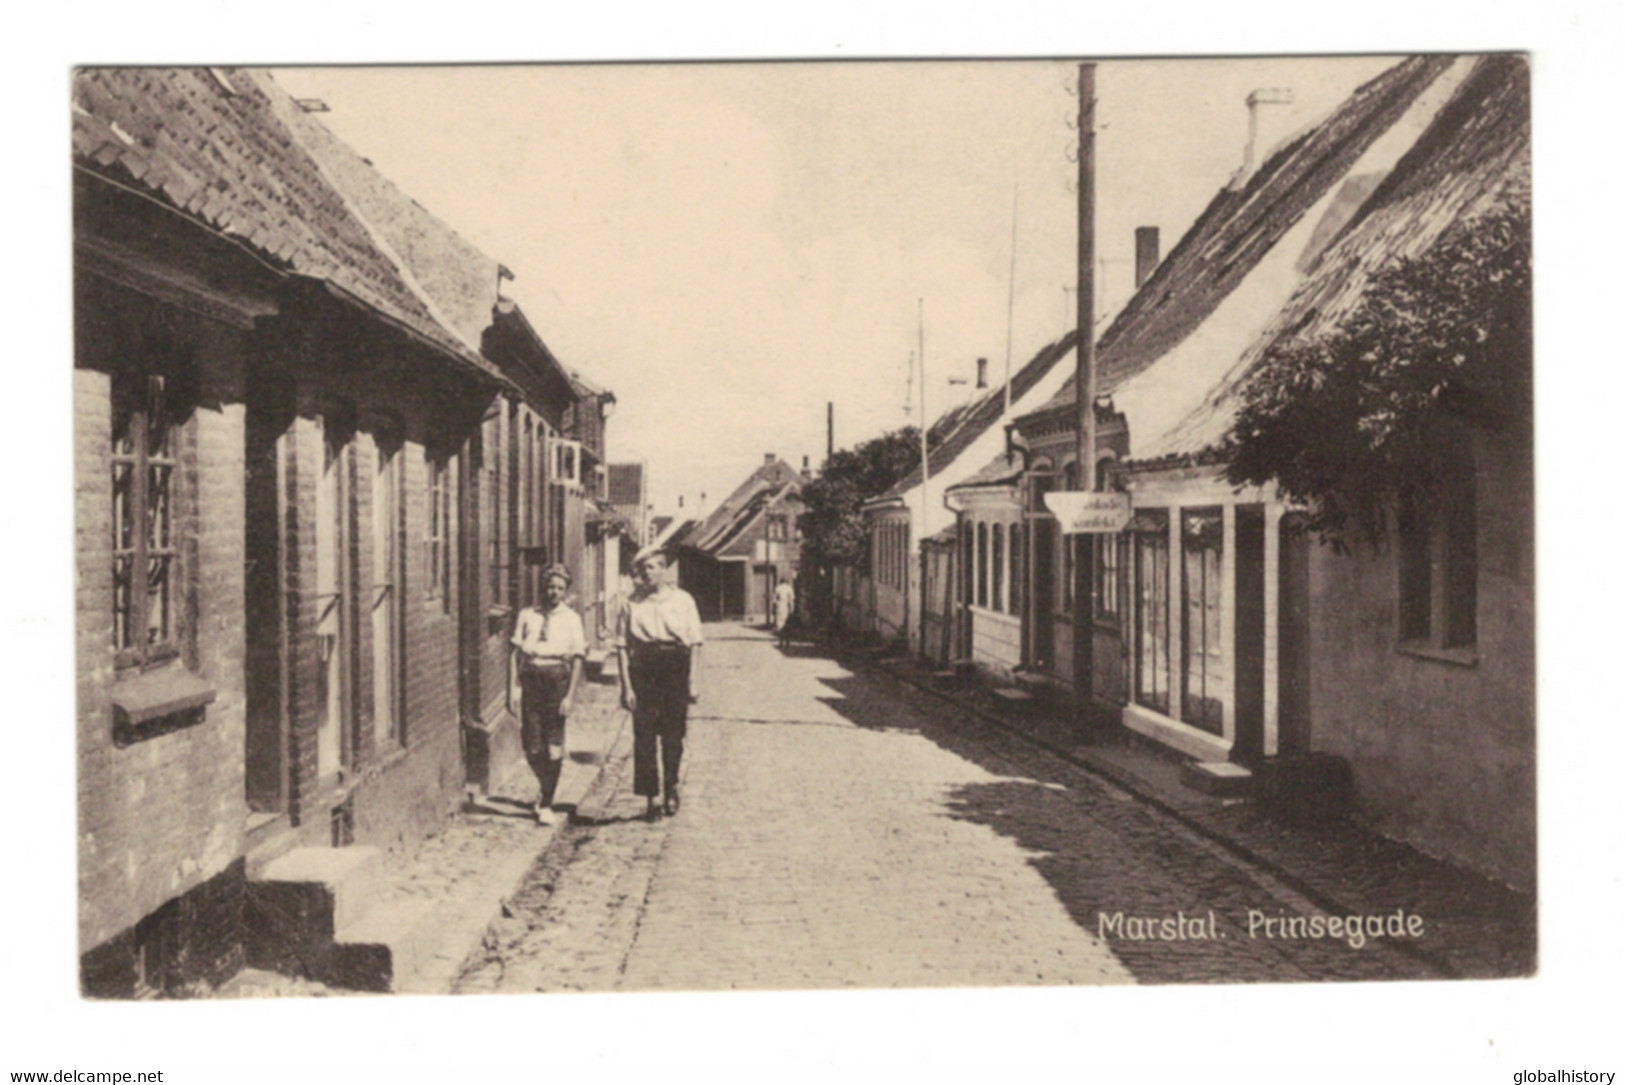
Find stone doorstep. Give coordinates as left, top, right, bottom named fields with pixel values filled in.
left=243, top=706, right=629, bottom=995
left=253, top=845, right=385, bottom=932
left=991, top=687, right=1037, bottom=711
left=334, top=844, right=543, bottom=995
left=1179, top=760, right=1254, bottom=799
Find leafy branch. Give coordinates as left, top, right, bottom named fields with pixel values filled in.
left=1223, top=180, right=1530, bottom=549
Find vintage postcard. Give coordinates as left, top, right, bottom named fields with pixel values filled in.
left=68, top=54, right=1533, bottom=1010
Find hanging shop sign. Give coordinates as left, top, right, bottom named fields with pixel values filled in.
left=1043, top=491, right=1132, bottom=534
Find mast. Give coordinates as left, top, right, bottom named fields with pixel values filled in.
left=1004, top=185, right=1019, bottom=416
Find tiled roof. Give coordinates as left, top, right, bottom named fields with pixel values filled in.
left=72, top=67, right=498, bottom=379
left=1139, top=54, right=1529, bottom=462
left=1017, top=55, right=1456, bottom=423
left=875, top=331, right=1078, bottom=501
left=943, top=451, right=1025, bottom=494
left=257, top=74, right=503, bottom=357
left=685, top=459, right=802, bottom=556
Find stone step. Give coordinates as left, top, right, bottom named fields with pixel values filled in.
left=1180, top=760, right=1254, bottom=798
left=245, top=845, right=385, bottom=986
left=331, top=898, right=438, bottom=993
left=992, top=687, right=1037, bottom=711
left=253, top=845, right=384, bottom=933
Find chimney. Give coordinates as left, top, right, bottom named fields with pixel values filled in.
left=678, top=495, right=684, bottom=509
left=975, top=357, right=988, bottom=390
left=1134, top=227, right=1160, bottom=288
left=764, top=453, right=777, bottom=465
left=801, top=454, right=811, bottom=479
left=1243, top=88, right=1295, bottom=177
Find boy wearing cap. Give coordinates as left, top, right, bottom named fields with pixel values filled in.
left=615, top=549, right=704, bottom=821
left=510, top=564, right=587, bottom=825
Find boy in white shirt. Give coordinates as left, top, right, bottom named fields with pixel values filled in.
left=510, top=564, right=587, bottom=825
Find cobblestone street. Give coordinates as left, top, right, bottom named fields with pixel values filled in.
left=456, top=624, right=1457, bottom=993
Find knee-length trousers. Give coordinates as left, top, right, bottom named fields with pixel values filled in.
left=519, top=662, right=571, bottom=804
left=627, top=643, right=690, bottom=798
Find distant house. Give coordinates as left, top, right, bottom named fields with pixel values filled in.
left=848, top=339, right=1077, bottom=655
left=607, top=461, right=649, bottom=552
left=73, top=67, right=615, bottom=996
left=965, top=55, right=1532, bottom=890
left=680, top=455, right=806, bottom=622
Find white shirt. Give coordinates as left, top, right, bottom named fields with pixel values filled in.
left=511, top=604, right=587, bottom=663
left=615, top=586, right=705, bottom=648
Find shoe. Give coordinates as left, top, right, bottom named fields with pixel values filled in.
left=644, top=798, right=662, bottom=823
left=663, top=790, right=680, bottom=817
left=535, top=803, right=558, bottom=826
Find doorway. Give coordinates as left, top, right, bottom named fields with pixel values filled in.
left=315, top=413, right=355, bottom=784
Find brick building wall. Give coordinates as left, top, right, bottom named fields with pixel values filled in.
left=76, top=301, right=252, bottom=987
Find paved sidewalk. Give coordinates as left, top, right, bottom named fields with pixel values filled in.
left=859, top=644, right=1536, bottom=979
left=217, top=672, right=628, bottom=997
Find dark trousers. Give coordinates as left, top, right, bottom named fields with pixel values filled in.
left=628, top=644, right=690, bottom=798
left=520, top=663, right=570, bottom=805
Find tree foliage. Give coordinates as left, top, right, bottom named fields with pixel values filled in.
left=1223, top=182, right=1531, bottom=548
left=798, top=426, right=921, bottom=572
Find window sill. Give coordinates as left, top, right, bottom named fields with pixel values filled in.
left=111, top=665, right=216, bottom=745
left=1395, top=641, right=1479, bottom=668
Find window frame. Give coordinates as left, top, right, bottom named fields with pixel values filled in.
left=111, top=372, right=188, bottom=673
left=1396, top=462, right=1479, bottom=664
left=426, top=452, right=451, bottom=608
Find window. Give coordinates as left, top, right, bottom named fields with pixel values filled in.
left=1398, top=461, right=1477, bottom=655
left=482, top=412, right=508, bottom=612
left=1009, top=522, right=1024, bottom=616
left=426, top=454, right=450, bottom=604
left=371, top=430, right=403, bottom=747
left=1059, top=461, right=1080, bottom=614
left=1181, top=508, right=1225, bottom=735
left=991, top=523, right=1005, bottom=612
left=1133, top=511, right=1171, bottom=716
left=976, top=521, right=989, bottom=607
left=1094, top=533, right=1122, bottom=621
left=961, top=520, right=975, bottom=608
left=112, top=373, right=187, bottom=670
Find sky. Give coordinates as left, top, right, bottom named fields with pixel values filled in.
left=276, top=58, right=1397, bottom=514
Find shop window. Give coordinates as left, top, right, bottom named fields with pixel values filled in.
left=1181, top=508, right=1225, bottom=735
left=1132, top=510, right=1171, bottom=716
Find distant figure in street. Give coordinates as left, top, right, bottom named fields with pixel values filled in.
left=510, top=564, right=587, bottom=826
left=616, top=549, right=704, bottom=822
left=772, top=578, right=796, bottom=648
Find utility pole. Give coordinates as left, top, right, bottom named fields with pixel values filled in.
left=1074, top=61, right=1098, bottom=738
left=826, top=401, right=834, bottom=462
